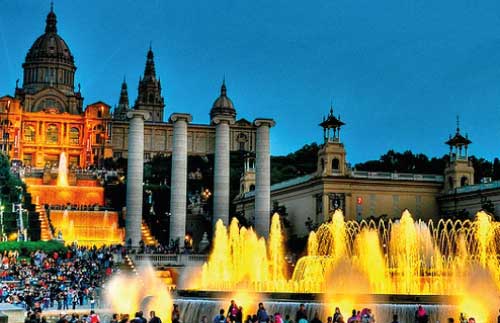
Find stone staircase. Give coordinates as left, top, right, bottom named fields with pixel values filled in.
left=37, top=205, right=53, bottom=241
left=141, top=221, right=158, bottom=246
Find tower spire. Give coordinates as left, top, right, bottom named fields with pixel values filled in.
left=143, top=46, right=156, bottom=81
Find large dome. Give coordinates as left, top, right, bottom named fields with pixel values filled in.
left=20, top=6, right=77, bottom=99
left=25, top=9, right=74, bottom=66
left=210, top=81, right=236, bottom=120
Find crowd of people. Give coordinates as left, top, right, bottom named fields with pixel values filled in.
left=197, top=302, right=498, bottom=323
left=0, top=245, right=122, bottom=312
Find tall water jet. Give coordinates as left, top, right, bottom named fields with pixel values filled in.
left=57, top=152, right=69, bottom=187
left=105, top=264, right=173, bottom=323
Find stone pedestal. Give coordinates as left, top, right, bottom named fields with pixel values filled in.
left=169, top=113, right=192, bottom=245
left=212, top=116, right=233, bottom=226
left=254, top=118, right=275, bottom=238
left=125, top=110, right=150, bottom=247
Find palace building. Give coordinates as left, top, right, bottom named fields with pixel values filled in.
left=0, top=6, right=275, bottom=245
left=3, top=5, right=498, bottom=244
left=233, top=107, right=483, bottom=236
left=0, top=6, right=112, bottom=168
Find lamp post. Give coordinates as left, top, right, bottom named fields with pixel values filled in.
left=0, top=203, right=4, bottom=239
left=100, top=106, right=105, bottom=168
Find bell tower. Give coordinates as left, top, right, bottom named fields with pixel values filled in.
left=316, top=104, right=347, bottom=177
left=443, top=117, right=474, bottom=192
left=134, top=46, right=165, bottom=122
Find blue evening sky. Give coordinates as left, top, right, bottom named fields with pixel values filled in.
left=1, top=0, right=500, bottom=163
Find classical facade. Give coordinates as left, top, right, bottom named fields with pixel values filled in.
left=0, top=6, right=112, bottom=168
left=0, top=6, right=275, bottom=246
left=234, top=106, right=444, bottom=236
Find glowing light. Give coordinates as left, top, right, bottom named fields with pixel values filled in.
left=51, top=210, right=124, bottom=247
left=198, top=209, right=500, bottom=319
left=105, top=264, right=173, bottom=323
left=57, top=152, right=68, bottom=187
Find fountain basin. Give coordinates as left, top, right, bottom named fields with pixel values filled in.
left=176, top=290, right=460, bottom=305
left=26, top=184, right=104, bottom=206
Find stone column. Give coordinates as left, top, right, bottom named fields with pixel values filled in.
left=254, top=118, right=275, bottom=238
left=212, top=116, right=234, bottom=226
left=169, top=113, right=192, bottom=246
left=125, top=110, right=150, bottom=247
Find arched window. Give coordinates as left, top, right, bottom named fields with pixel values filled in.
left=249, top=184, right=255, bottom=191
left=35, top=98, right=63, bottom=112
left=46, top=124, right=59, bottom=144
left=448, top=176, right=454, bottom=189
left=320, top=158, right=325, bottom=171
left=461, top=176, right=469, bottom=187
left=332, top=158, right=340, bottom=171
left=24, top=125, right=35, bottom=142
left=69, top=127, right=79, bottom=144
left=149, top=93, right=155, bottom=103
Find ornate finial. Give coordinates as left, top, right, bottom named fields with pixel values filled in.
left=15, top=79, right=19, bottom=89
left=45, top=1, right=57, bottom=33
left=149, top=41, right=152, bottom=51
left=456, top=115, right=460, bottom=133
left=77, top=83, right=81, bottom=92
left=221, top=78, right=227, bottom=96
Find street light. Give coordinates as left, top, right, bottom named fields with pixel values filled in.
left=0, top=203, right=4, bottom=240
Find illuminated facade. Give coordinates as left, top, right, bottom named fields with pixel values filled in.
left=0, top=6, right=111, bottom=168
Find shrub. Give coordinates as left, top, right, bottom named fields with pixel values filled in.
left=0, top=240, right=67, bottom=256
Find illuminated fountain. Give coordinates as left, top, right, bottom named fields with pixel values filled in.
left=57, top=152, right=69, bottom=187
left=50, top=209, right=124, bottom=247
left=105, top=264, right=173, bottom=323
left=25, top=152, right=104, bottom=206
left=185, top=210, right=500, bottom=322
left=24, top=152, right=124, bottom=246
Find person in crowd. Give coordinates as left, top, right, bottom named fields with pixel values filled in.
left=333, top=308, right=342, bottom=323
left=459, top=313, right=467, bottom=323
left=149, top=311, right=161, bottom=323
left=415, top=306, right=428, bottom=323
left=110, top=314, right=119, bottom=323
left=171, top=305, right=180, bottom=323
left=236, top=307, right=243, bottom=323
left=274, top=313, right=283, bottom=323
left=346, top=310, right=357, bottom=323
left=89, top=310, right=100, bottom=323
left=360, top=308, right=374, bottom=323
left=390, top=314, right=399, bottom=323
left=256, top=303, right=269, bottom=323
left=295, top=304, right=307, bottom=323
left=310, top=312, right=322, bottom=323
left=228, top=300, right=239, bottom=323
left=447, top=318, right=454, bottom=323
left=214, top=309, right=226, bottom=323
left=283, top=315, right=292, bottom=323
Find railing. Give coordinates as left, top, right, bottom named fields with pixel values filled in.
left=454, top=180, right=500, bottom=194
left=350, top=171, right=443, bottom=182
left=131, top=254, right=208, bottom=267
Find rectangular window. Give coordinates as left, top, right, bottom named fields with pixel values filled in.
left=315, top=194, right=323, bottom=215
